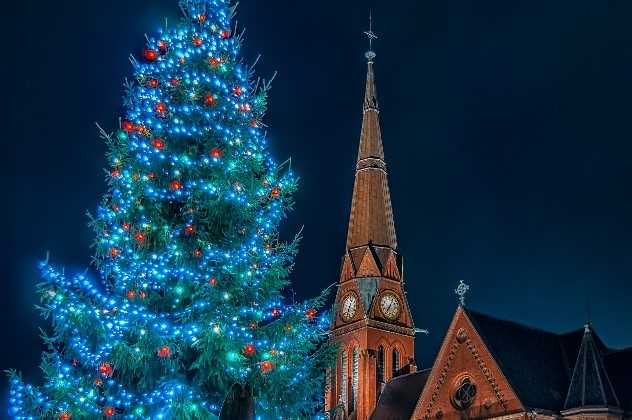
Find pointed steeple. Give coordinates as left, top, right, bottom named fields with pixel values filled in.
left=345, top=23, right=397, bottom=252
left=564, top=323, right=620, bottom=410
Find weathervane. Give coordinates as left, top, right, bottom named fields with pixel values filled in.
left=455, top=280, right=470, bottom=307
left=364, top=11, right=378, bottom=61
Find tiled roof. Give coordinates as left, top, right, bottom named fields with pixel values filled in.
left=371, top=369, right=432, bottom=420
left=465, top=309, right=631, bottom=413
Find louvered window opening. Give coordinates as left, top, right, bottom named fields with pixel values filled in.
left=350, top=348, right=359, bottom=413
left=340, top=351, right=348, bottom=410
left=392, top=348, right=400, bottom=377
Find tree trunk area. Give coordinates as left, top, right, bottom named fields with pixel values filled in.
left=219, top=383, right=255, bottom=420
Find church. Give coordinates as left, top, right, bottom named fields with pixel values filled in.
left=324, top=33, right=632, bottom=420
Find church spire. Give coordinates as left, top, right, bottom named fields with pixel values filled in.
left=564, top=323, right=620, bottom=410
left=345, top=18, right=397, bottom=251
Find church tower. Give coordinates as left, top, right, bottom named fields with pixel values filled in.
left=325, top=26, right=416, bottom=420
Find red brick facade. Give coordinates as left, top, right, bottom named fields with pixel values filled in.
left=412, top=307, right=523, bottom=420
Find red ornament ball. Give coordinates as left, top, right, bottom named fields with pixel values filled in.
left=94, top=377, right=103, bottom=387
left=109, top=248, right=120, bottom=258
left=155, top=102, right=167, bottom=114
left=204, top=93, right=216, bottom=106
left=148, top=78, right=159, bottom=88
left=58, top=412, right=72, bottom=420
left=157, top=346, right=171, bottom=358
left=270, top=187, right=281, bottom=199
left=198, top=14, right=207, bottom=23
left=250, top=119, right=259, bottom=128
left=103, top=407, right=116, bottom=417
left=110, top=169, right=120, bottom=178
left=208, top=57, right=221, bottom=68
left=306, top=308, right=318, bottom=319
left=122, top=223, right=130, bottom=231
left=260, top=360, right=273, bottom=373
left=170, top=78, right=180, bottom=86
left=184, top=225, right=195, bottom=235
left=208, top=277, right=217, bottom=286
left=220, top=30, right=231, bottom=39
left=158, top=40, right=168, bottom=53
left=152, top=138, right=165, bottom=150
left=126, top=290, right=136, bottom=299
left=193, top=36, right=203, bottom=46
left=143, top=48, right=158, bottom=61
left=98, top=362, right=113, bottom=377
left=271, top=308, right=281, bottom=317
left=134, top=232, right=145, bottom=243
left=233, top=86, right=242, bottom=96
left=210, top=147, right=222, bottom=158
left=170, top=180, right=182, bottom=191
left=244, top=344, right=256, bottom=355
left=193, top=248, right=202, bottom=258
left=122, top=120, right=134, bottom=132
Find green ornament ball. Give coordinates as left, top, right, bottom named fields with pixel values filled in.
left=117, top=130, right=129, bottom=141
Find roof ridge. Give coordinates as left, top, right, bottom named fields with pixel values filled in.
left=466, top=308, right=573, bottom=337
left=388, top=368, right=432, bottom=383
left=604, top=346, right=632, bottom=355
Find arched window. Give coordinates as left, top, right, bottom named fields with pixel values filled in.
left=392, top=348, right=401, bottom=377
left=350, top=347, right=359, bottom=413
left=377, top=346, right=385, bottom=383
left=340, top=351, right=347, bottom=410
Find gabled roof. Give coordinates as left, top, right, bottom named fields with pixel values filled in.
left=371, top=369, right=432, bottom=420
left=465, top=309, right=628, bottom=413
left=564, top=324, right=620, bottom=410
left=466, top=309, right=576, bottom=411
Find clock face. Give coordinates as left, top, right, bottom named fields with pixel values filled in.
left=379, top=293, right=400, bottom=320
left=341, top=294, right=358, bottom=321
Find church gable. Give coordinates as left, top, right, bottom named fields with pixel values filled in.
left=383, top=253, right=400, bottom=280
left=412, top=307, right=524, bottom=420
left=357, top=247, right=382, bottom=277
left=340, top=255, right=355, bottom=282
left=367, top=285, right=414, bottom=330
left=332, top=281, right=369, bottom=330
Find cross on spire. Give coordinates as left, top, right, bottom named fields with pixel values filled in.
left=364, top=12, right=378, bottom=61
left=455, top=280, right=470, bottom=307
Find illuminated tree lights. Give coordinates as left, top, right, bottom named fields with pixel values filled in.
left=7, top=0, right=334, bottom=418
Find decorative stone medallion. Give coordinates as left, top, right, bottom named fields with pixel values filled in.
left=456, top=328, right=468, bottom=343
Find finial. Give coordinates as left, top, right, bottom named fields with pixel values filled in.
left=364, top=11, right=378, bottom=61
left=455, top=280, right=470, bottom=307
left=584, top=322, right=592, bottom=334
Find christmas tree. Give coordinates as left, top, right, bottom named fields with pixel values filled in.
left=8, top=0, right=333, bottom=418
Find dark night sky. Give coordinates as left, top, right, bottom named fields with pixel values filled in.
left=3, top=0, right=632, bottom=410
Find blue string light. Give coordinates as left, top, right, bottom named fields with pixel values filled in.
left=8, top=0, right=333, bottom=418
